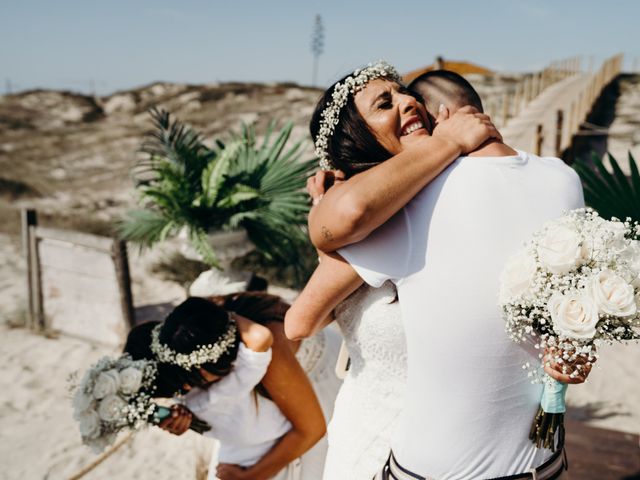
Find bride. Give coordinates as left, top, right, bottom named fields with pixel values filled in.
left=286, top=63, right=591, bottom=479
left=285, top=62, right=500, bottom=479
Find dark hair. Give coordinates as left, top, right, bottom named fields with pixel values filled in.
left=310, top=73, right=396, bottom=178
left=124, top=293, right=288, bottom=398
left=123, top=321, right=204, bottom=397
left=408, top=70, right=483, bottom=115
left=209, top=291, right=288, bottom=325
left=162, top=296, right=241, bottom=373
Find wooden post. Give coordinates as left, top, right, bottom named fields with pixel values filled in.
left=502, top=93, right=510, bottom=126
left=555, top=110, right=564, bottom=157
left=21, top=209, right=37, bottom=329
left=486, top=99, right=494, bottom=120
left=578, top=92, right=585, bottom=123
left=568, top=101, right=576, bottom=138
left=535, top=124, right=544, bottom=156
left=513, top=83, right=522, bottom=116
left=26, top=212, right=44, bottom=331
left=112, top=240, right=135, bottom=330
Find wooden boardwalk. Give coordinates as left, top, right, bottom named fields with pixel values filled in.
left=564, top=420, right=640, bottom=479
left=497, top=54, right=623, bottom=158
left=502, top=74, right=592, bottom=156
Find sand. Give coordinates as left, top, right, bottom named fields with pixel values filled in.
left=1, top=76, right=639, bottom=479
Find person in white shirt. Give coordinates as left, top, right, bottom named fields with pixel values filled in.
left=125, top=292, right=341, bottom=480
left=286, top=64, right=590, bottom=479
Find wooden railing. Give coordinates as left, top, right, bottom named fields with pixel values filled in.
left=485, top=56, right=585, bottom=127
left=533, top=53, right=623, bottom=156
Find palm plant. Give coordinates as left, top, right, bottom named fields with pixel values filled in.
left=119, top=108, right=316, bottom=270
left=572, top=151, right=640, bottom=222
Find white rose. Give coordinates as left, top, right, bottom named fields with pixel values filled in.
left=78, top=410, right=102, bottom=439
left=499, top=250, right=537, bottom=303
left=119, top=367, right=143, bottom=395
left=73, top=389, right=94, bottom=415
left=88, top=432, right=117, bottom=454
left=548, top=292, right=600, bottom=339
left=97, top=394, right=128, bottom=422
left=589, top=270, right=636, bottom=317
left=92, top=369, right=121, bottom=400
left=536, top=223, right=584, bottom=274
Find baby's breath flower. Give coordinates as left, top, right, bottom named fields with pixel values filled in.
left=150, top=316, right=237, bottom=370
left=315, top=61, right=401, bottom=170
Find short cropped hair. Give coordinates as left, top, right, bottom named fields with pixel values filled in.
left=409, top=70, right=483, bottom=114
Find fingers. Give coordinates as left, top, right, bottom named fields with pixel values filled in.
left=543, top=352, right=593, bottom=384
left=544, top=362, right=588, bottom=384
left=456, top=105, right=479, bottom=115
left=159, top=405, right=192, bottom=435
left=306, top=172, right=325, bottom=200
left=307, top=169, right=345, bottom=206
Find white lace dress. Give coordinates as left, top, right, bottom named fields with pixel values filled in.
left=322, top=282, right=407, bottom=480
left=285, top=327, right=343, bottom=480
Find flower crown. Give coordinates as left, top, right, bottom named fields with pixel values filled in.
left=150, top=315, right=238, bottom=369
left=314, top=60, right=401, bottom=170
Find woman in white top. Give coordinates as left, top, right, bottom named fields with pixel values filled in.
left=125, top=292, right=341, bottom=480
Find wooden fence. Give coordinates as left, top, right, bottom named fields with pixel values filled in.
left=22, top=208, right=134, bottom=346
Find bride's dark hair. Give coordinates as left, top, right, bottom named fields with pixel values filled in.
left=310, top=73, right=424, bottom=178
left=124, top=292, right=288, bottom=398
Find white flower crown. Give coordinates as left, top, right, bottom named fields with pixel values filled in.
left=150, top=315, right=238, bottom=370
left=314, top=60, right=401, bottom=171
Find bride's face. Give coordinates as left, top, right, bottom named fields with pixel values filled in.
left=354, top=79, right=430, bottom=156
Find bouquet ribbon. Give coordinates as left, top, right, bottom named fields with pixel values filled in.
left=540, top=378, right=568, bottom=414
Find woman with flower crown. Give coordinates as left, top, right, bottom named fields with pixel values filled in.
left=284, top=61, right=503, bottom=479
left=125, top=291, right=342, bottom=480
left=284, top=62, right=589, bottom=479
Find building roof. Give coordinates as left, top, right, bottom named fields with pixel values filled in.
left=403, top=59, right=494, bottom=83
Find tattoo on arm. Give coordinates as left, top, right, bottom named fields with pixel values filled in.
left=321, top=226, right=334, bottom=241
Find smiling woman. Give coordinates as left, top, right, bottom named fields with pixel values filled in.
left=352, top=79, right=431, bottom=156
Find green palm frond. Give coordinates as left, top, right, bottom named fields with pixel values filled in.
left=139, top=108, right=210, bottom=183
left=573, top=151, right=640, bottom=221
left=120, top=109, right=317, bottom=275
left=117, top=209, right=177, bottom=247
left=201, top=139, right=245, bottom=207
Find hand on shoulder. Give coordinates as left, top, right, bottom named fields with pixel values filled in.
left=234, top=314, right=273, bottom=352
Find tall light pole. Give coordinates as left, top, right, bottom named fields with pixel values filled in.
left=310, top=15, right=324, bottom=87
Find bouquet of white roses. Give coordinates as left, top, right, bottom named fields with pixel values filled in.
left=499, top=208, right=640, bottom=451
left=71, top=354, right=210, bottom=453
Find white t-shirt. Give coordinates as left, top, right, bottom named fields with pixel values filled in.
left=184, top=343, right=291, bottom=467
left=339, top=151, right=584, bottom=479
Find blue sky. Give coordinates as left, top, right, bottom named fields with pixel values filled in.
left=0, top=0, right=636, bottom=95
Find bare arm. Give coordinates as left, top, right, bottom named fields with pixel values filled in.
left=285, top=252, right=363, bottom=340
left=234, top=314, right=273, bottom=352
left=237, top=325, right=326, bottom=480
left=309, top=107, right=500, bottom=252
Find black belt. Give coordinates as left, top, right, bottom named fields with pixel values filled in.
left=375, top=440, right=567, bottom=480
